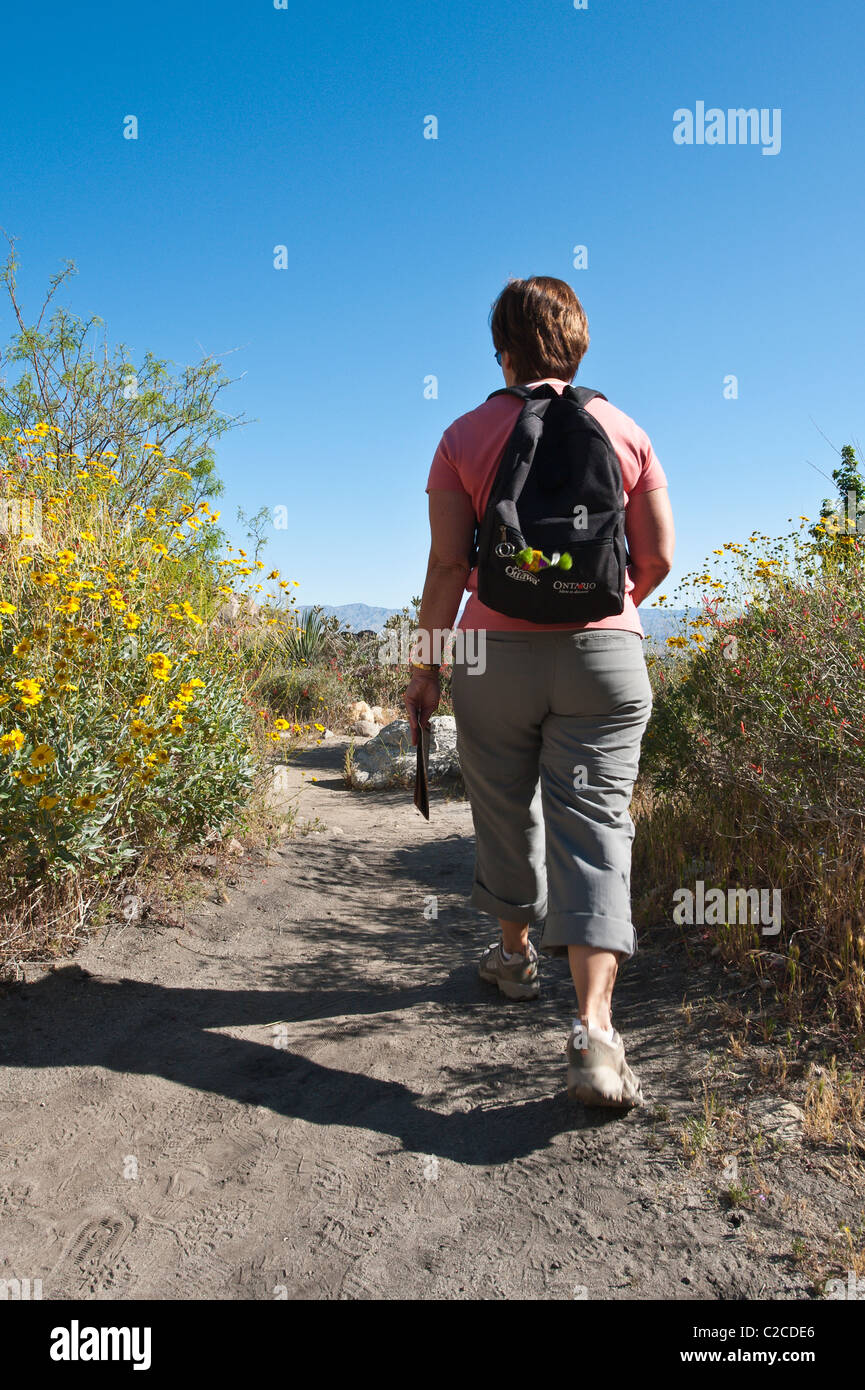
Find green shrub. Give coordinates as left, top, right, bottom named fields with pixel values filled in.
left=636, top=505, right=865, bottom=1030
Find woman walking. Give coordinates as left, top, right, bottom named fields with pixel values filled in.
left=404, top=277, right=674, bottom=1108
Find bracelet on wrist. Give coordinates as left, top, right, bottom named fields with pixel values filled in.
left=410, top=661, right=440, bottom=673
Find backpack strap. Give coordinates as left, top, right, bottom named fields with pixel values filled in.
left=471, top=383, right=609, bottom=567
left=485, top=385, right=537, bottom=402
left=562, top=385, right=608, bottom=407
left=486, top=384, right=608, bottom=406
left=567, top=386, right=606, bottom=405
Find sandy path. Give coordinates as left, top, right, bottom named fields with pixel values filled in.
left=0, top=738, right=852, bottom=1299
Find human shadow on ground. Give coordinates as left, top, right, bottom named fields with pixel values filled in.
left=0, top=963, right=643, bottom=1166
left=1, top=792, right=718, bottom=1167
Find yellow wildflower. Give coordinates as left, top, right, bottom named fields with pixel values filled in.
left=182, top=601, right=203, bottom=625
left=146, top=652, right=173, bottom=680
left=14, top=678, right=43, bottom=706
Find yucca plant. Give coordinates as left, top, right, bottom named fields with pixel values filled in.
left=278, top=606, right=331, bottom=666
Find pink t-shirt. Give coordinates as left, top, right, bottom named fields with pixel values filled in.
left=426, top=379, right=668, bottom=635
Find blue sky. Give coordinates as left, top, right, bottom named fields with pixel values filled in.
left=2, top=0, right=863, bottom=613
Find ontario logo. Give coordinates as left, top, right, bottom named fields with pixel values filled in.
left=554, top=580, right=596, bottom=592
left=505, top=565, right=539, bottom=584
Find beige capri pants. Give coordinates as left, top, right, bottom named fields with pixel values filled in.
left=449, top=628, right=653, bottom=961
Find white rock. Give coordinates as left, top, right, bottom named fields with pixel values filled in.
left=349, top=716, right=460, bottom=789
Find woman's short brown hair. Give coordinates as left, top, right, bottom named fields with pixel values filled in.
left=489, top=276, right=589, bottom=384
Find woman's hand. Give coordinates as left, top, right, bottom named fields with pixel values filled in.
left=403, top=669, right=440, bottom=745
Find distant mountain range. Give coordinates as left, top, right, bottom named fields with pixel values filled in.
left=308, top=603, right=400, bottom=633
left=305, top=602, right=697, bottom=645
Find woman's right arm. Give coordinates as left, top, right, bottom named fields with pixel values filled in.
left=625, top=487, right=675, bottom=607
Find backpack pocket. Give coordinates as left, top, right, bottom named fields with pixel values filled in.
left=527, top=525, right=621, bottom=589
left=479, top=527, right=625, bottom=622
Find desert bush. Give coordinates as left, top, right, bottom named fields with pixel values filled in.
left=636, top=496, right=865, bottom=1032
left=0, top=239, right=241, bottom=526
left=0, top=424, right=268, bottom=896
left=253, top=598, right=456, bottom=730
left=259, top=662, right=347, bottom=726
left=642, top=518, right=865, bottom=827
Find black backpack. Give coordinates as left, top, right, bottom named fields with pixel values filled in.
left=473, top=383, right=627, bottom=623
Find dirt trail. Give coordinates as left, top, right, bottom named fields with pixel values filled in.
left=0, top=738, right=854, bottom=1300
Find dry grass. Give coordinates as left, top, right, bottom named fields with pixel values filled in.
left=804, top=1058, right=865, bottom=1146
left=0, top=875, right=94, bottom=981
left=632, top=784, right=865, bottom=1038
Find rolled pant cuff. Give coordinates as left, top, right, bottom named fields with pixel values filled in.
left=539, top=912, right=638, bottom=961
left=470, top=882, right=547, bottom=923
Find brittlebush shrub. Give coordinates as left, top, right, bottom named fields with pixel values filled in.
left=0, top=424, right=271, bottom=891
left=643, top=521, right=865, bottom=822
